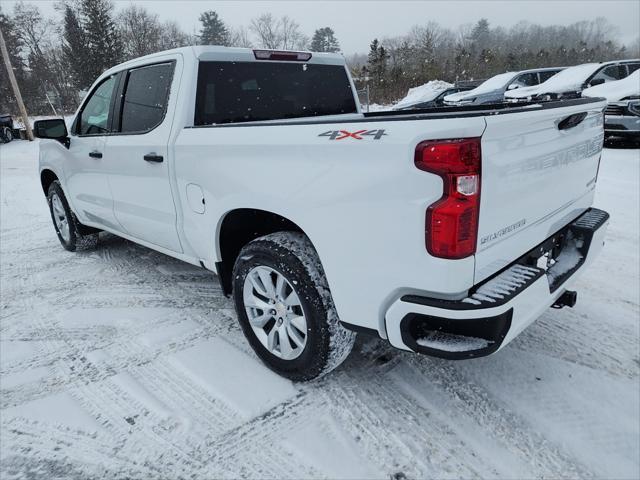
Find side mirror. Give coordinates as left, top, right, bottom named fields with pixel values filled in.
left=589, top=78, right=605, bottom=87
left=34, top=119, right=69, bottom=147
left=507, top=83, right=519, bottom=91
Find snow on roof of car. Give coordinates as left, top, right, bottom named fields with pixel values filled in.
left=505, top=61, right=640, bottom=99
left=582, top=69, right=640, bottom=102
left=444, top=71, right=516, bottom=102
left=393, top=80, right=453, bottom=109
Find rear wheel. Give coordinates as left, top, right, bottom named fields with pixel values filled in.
left=47, top=181, right=99, bottom=251
left=232, top=232, right=356, bottom=381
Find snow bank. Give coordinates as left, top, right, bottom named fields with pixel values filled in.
left=393, top=80, right=453, bottom=109
left=445, top=72, right=516, bottom=102
left=506, top=63, right=602, bottom=99
left=417, top=332, right=492, bottom=352
left=366, top=103, right=393, bottom=112
left=583, top=70, right=640, bottom=102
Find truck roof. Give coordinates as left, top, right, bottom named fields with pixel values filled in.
left=103, top=45, right=346, bottom=77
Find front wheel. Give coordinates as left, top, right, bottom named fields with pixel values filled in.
left=0, top=127, right=12, bottom=143
left=47, top=181, right=99, bottom=251
left=232, top=232, right=356, bottom=381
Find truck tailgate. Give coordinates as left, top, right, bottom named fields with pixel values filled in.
left=475, top=100, right=606, bottom=283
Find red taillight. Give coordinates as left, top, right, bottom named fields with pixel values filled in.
left=253, top=50, right=312, bottom=61
left=415, top=138, right=481, bottom=259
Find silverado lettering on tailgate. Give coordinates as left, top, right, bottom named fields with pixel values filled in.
left=480, top=218, right=527, bottom=246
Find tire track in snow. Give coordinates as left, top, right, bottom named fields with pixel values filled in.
left=402, top=354, right=594, bottom=478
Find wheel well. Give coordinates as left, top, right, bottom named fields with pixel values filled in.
left=40, top=169, right=58, bottom=195
left=216, top=209, right=303, bottom=296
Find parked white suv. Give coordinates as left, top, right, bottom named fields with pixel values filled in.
left=583, top=70, right=640, bottom=139
left=36, top=46, right=609, bottom=380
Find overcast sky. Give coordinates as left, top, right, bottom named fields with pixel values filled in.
left=3, top=0, right=639, bottom=54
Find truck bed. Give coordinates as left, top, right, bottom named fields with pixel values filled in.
left=177, top=96, right=606, bottom=331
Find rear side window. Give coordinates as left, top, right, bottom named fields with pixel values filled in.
left=539, top=70, right=560, bottom=83
left=195, top=61, right=357, bottom=125
left=120, top=63, right=174, bottom=133
left=627, top=63, right=640, bottom=75
left=591, top=64, right=627, bottom=83
left=512, top=72, right=539, bottom=87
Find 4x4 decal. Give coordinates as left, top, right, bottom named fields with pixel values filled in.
left=319, top=129, right=387, bottom=140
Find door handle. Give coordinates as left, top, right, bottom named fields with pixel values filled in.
left=144, top=153, right=164, bottom=163
left=89, top=151, right=102, bottom=159
left=557, top=112, right=588, bottom=130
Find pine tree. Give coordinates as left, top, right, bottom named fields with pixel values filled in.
left=310, top=27, right=340, bottom=52
left=471, top=18, right=491, bottom=49
left=81, top=0, right=123, bottom=82
left=367, top=39, right=389, bottom=103
left=199, top=11, right=229, bottom=46
left=62, top=5, right=91, bottom=89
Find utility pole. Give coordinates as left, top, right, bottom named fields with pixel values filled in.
left=0, top=26, right=34, bottom=141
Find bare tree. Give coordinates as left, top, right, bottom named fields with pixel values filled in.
left=11, top=2, right=72, bottom=112
left=250, top=13, right=307, bottom=50
left=230, top=25, right=253, bottom=48
left=250, top=13, right=280, bottom=49
left=158, top=20, right=192, bottom=50
left=280, top=15, right=307, bottom=50
left=13, top=1, right=52, bottom=59
left=118, top=4, right=161, bottom=59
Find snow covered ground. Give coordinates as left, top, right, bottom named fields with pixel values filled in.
left=0, top=139, right=638, bottom=479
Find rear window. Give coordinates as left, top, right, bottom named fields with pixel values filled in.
left=195, top=61, right=357, bottom=125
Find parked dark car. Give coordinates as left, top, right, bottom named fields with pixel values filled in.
left=0, top=113, right=15, bottom=143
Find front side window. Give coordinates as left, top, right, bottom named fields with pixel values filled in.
left=195, top=61, right=357, bottom=125
left=78, top=75, right=117, bottom=135
left=119, top=63, right=174, bottom=134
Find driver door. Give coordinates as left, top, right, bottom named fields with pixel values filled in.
left=65, top=73, right=122, bottom=231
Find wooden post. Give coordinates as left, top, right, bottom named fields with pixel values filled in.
left=0, top=25, right=34, bottom=141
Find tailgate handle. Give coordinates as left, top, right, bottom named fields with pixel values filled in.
left=557, top=112, right=588, bottom=130
left=144, top=153, right=164, bottom=163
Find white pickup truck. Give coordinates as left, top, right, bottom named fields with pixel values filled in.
left=35, top=46, right=609, bottom=380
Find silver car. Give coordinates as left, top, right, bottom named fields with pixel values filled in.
left=444, top=67, right=564, bottom=105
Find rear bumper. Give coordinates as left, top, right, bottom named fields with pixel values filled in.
left=384, top=208, right=609, bottom=359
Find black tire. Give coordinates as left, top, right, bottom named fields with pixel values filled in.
left=232, top=232, right=356, bottom=381
left=47, top=180, right=99, bottom=252
left=0, top=127, right=11, bottom=143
